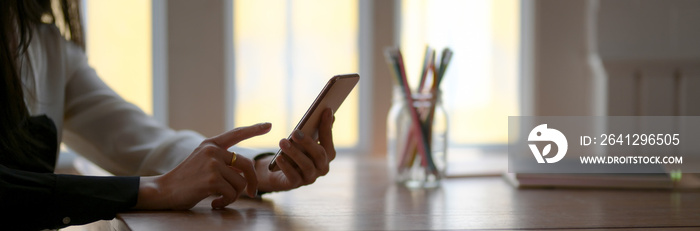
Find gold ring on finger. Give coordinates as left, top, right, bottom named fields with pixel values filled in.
left=230, top=152, right=237, bottom=166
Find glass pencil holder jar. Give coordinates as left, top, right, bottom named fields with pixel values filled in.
left=387, top=86, right=448, bottom=188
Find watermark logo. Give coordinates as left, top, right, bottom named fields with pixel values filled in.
left=528, top=124, right=568, bottom=163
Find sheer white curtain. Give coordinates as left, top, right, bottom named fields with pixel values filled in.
left=233, top=0, right=360, bottom=149
left=400, top=0, right=520, bottom=146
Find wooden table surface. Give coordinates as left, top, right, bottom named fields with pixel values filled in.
left=113, top=156, right=700, bottom=230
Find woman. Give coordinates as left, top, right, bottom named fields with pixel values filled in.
left=0, top=0, right=336, bottom=230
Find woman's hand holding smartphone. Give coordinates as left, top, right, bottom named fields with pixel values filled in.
left=254, top=74, right=359, bottom=193
left=268, top=74, right=359, bottom=171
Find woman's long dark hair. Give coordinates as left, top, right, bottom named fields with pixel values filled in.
left=0, top=0, right=84, bottom=158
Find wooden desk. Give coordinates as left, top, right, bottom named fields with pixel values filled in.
left=113, top=156, right=700, bottom=230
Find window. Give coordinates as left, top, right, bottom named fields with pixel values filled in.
left=84, top=0, right=153, bottom=115
left=233, top=0, right=359, bottom=148
left=400, top=0, right=520, bottom=146
left=80, top=0, right=516, bottom=152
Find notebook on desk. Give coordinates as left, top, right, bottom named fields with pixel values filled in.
left=506, top=152, right=700, bottom=189
left=504, top=173, right=700, bottom=189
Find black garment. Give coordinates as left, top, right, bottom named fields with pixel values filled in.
left=0, top=115, right=139, bottom=230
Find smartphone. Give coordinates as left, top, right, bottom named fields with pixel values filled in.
left=268, top=73, right=360, bottom=171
